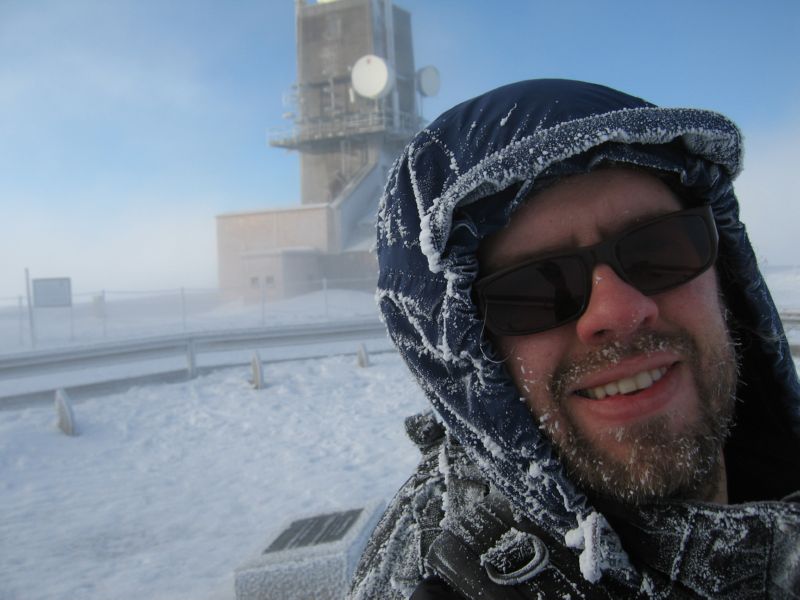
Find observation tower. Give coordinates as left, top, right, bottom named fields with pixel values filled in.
left=216, top=0, right=439, bottom=299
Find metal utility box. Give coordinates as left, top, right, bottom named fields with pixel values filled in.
left=234, top=501, right=384, bottom=600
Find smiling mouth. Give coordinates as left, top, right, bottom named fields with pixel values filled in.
left=575, top=366, right=669, bottom=400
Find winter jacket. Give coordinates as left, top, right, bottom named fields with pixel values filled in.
left=347, top=79, right=800, bottom=599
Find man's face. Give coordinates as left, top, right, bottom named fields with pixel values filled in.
left=480, top=169, right=737, bottom=504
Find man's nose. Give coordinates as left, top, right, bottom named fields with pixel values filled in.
left=575, top=264, right=659, bottom=345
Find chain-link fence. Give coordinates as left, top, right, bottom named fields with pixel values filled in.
left=0, top=276, right=379, bottom=354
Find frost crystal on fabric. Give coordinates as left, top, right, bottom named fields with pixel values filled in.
left=565, top=512, right=631, bottom=584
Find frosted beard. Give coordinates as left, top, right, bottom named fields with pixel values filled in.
left=542, top=329, right=738, bottom=505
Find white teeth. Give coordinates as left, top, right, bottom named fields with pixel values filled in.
left=583, top=367, right=668, bottom=399
left=635, top=371, right=653, bottom=389
left=617, top=377, right=637, bottom=394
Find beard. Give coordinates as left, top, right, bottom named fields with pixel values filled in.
left=540, top=329, right=738, bottom=505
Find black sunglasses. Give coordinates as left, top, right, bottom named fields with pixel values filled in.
left=475, top=204, right=719, bottom=336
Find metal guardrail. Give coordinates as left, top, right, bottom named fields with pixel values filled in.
left=781, top=312, right=800, bottom=327
left=0, top=318, right=387, bottom=380
left=2, top=312, right=799, bottom=387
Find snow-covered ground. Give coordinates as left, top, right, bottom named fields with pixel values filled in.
left=1, top=270, right=799, bottom=600
left=0, top=352, right=428, bottom=600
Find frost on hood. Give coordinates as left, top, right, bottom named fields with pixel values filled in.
left=413, top=106, right=742, bottom=273
left=499, top=103, right=517, bottom=127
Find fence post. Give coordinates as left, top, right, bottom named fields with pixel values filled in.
left=17, top=295, right=24, bottom=346
left=180, top=287, right=187, bottom=331
left=101, top=290, right=107, bottom=338
left=25, top=268, right=36, bottom=348
left=323, top=277, right=329, bottom=319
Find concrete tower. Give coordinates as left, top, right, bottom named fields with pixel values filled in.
left=275, top=0, right=418, bottom=205
left=216, top=0, right=424, bottom=299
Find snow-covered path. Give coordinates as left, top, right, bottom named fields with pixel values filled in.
left=0, top=352, right=427, bottom=600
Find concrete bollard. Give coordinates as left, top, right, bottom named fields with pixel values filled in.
left=356, top=343, right=370, bottom=368
left=55, top=388, right=77, bottom=436
left=251, top=351, right=266, bottom=390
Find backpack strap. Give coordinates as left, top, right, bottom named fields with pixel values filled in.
left=424, top=493, right=625, bottom=600
left=427, top=490, right=800, bottom=600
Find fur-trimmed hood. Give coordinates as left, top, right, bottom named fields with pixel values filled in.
left=375, top=79, right=800, bottom=569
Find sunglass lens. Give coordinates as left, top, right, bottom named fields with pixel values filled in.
left=483, top=257, right=588, bottom=334
left=618, top=214, right=712, bottom=293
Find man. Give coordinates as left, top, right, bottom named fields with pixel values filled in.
left=348, top=79, right=800, bottom=599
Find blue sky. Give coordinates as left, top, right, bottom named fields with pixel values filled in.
left=1, top=0, right=798, bottom=298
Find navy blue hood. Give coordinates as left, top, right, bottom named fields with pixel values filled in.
left=376, top=79, right=800, bottom=554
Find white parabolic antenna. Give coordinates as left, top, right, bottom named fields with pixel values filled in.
left=417, top=66, right=440, bottom=97
left=351, top=54, right=395, bottom=100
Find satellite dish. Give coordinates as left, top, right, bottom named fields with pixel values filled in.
left=417, top=66, right=440, bottom=97
left=351, top=55, right=395, bottom=100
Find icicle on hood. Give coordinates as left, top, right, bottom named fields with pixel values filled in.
left=376, top=78, right=800, bottom=562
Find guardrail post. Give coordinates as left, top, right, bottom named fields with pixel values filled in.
left=186, top=340, right=196, bottom=379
